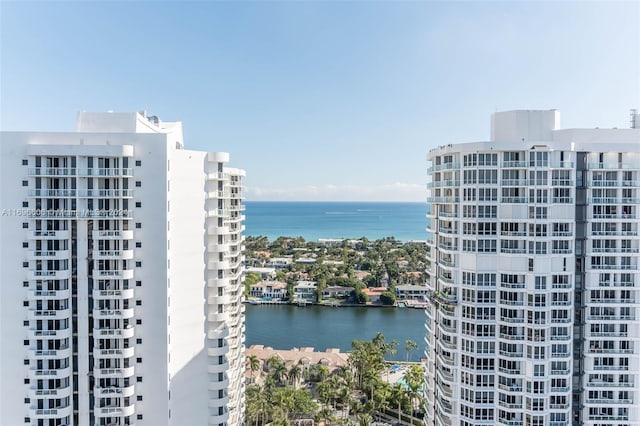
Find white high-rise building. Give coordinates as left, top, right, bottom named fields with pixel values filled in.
left=424, top=110, right=640, bottom=426
left=0, top=111, right=246, bottom=426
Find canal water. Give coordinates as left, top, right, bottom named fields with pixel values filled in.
left=245, top=304, right=426, bottom=362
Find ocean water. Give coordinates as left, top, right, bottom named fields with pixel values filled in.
left=244, top=201, right=429, bottom=242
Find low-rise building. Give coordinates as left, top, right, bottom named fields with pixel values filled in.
left=361, top=286, right=387, bottom=303
left=250, top=281, right=288, bottom=299
left=293, top=281, right=317, bottom=302
left=266, top=257, right=293, bottom=269
left=245, top=266, right=277, bottom=280
left=394, top=284, right=429, bottom=300
left=322, top=286, right=352, bottom=299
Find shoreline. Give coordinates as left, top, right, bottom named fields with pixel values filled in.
left=244, top=299, right=429, bottom=309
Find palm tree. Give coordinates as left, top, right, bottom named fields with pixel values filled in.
left=272, top=362, right=288, bottom=386
left=288, top=363, right=302, bottom=388
left=404, top=339, right=418, bottom=362
left=247, top=355, right=261, bottom=383
left=390, top=383, right=410, bottom=424
left=358, top=413, right=372, bottom=426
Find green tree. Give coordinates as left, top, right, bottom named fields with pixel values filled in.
left=247, top=355, right=261, bottom=383
left=358, top=413, right=372, bottom=426
left=288, top=363, right=302, bottom=388
left=403, top=365, right=426, bottom=414
left=405, top=339, right=418, bottom=362
left=379, top=291, right=396, bottom=306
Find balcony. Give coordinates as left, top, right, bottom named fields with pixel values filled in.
left=428, top=162, right=460, bottom=172
left=94, top=384, right=135, bottom=398
left=28, top=328, right=72, bottom=341
left=208, top=412, right=230, bottom=425
left=29, top=230, right=70, bottom=239
left=502, top=161, right=528, bottom=168
left=30, top=346, right=72, bottom=359
left=208, top=362, right=230, bottom=374
left=93, top=288, right=134, bottom=300
left=28, top=250, right=70, bottom=260
left=428, top=180, right=460, bottom=188
left=28, top=168, right=76, bottom=176
left=94, top=308, right=135, bottom=320
left=427, top=196, right=460, bottom=203
left=94, top=366, right=136, bottom=379
left=29, top=405, right=73, bottom=419
left=77, top=189, right=134, bottom=198
left=587, top=162, right=639, bottom=170
left=28, top=288, right=71, bottom=300
left=28, top=270, right=70, bottom=280
left=93, top=250, right=134, bottom=260
left=27, top=309, right=71, bottom=320
left=430, top=290, right=458, bottom=306
left=94, top=403, right=136, bottom=417
left=93, top=269, right=134, bottom=280
left=27, top=189, right=76, bottom=197
left=92, top=230, right=134, bottom=240
left=95, top=326, right=134, bottom=339
left=586, top=381, right=634, bottom=388
left=79, top=168, right=133, bottom=177
left=28, top=365, right=72, bottom=379
left=94, top=346, right=135, bottom=359
left=30, top=384, right=72, bottom=399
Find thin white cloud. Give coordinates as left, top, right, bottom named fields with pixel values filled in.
left=246, top=183, right=425, bottom=202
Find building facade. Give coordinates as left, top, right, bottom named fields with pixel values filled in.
left=0, top=111, right=246, bottom=426
left=424, top=110, right=639, bottom=426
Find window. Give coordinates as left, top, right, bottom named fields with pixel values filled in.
left=136, top=319, right=142, bottom=325
left=137, top=414, right=143, bottom=420
left=136, top=241, right=142, bottom=248
left=22, top=262, right=28, bottom=268
left=22, top=223, right=28, bottom=229
left=478, top=206, right=497, bottom=218
left=136, top=338, right=142, bottom=344
left=22, top=180, right=28, bottom=186
left=137, top=357, right=142, bottom=363
left=22, top=201, right=28, bottom=208
left=135, top=201, right=142, bottom=208
left=135, top=181, right=142, bottom=187
left=136, top=261, right=142, bottom=267
left=136, top=222, right=142, bottom=229
left=478, top=239, right=497, bottom=253
left=136, top=280, right=142, bottom=287
left=136, top=300, right=142, bottom=306
left=23, top=301, right=28, bottom=307
left=137, top=376, right=143, bottom=382
left=137, top=395, right=143, bottom=401
left=135, top=160, right=142, bottom=166
left=22, top=159, right=27, bottom=166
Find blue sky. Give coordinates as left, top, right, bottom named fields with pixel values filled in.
left=1, top=1, right=638, bottom=201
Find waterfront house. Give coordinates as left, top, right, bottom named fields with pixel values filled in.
left=395, top=284, right=430, bottom=300
left=361, top=286, right=387, bottom=303
left=322, top=286, right=352, bottom=299
left=249, top=281, right=288, bottom=300
left=293, top=281, right=317, bottom=302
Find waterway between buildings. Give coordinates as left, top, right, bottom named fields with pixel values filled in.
left=245, top=304, right=427, bottom=362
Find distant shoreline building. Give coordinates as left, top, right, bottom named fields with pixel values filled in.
left=425, top=110, right=640, bottom=426
left=0, top=111, right=246, bottom=426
